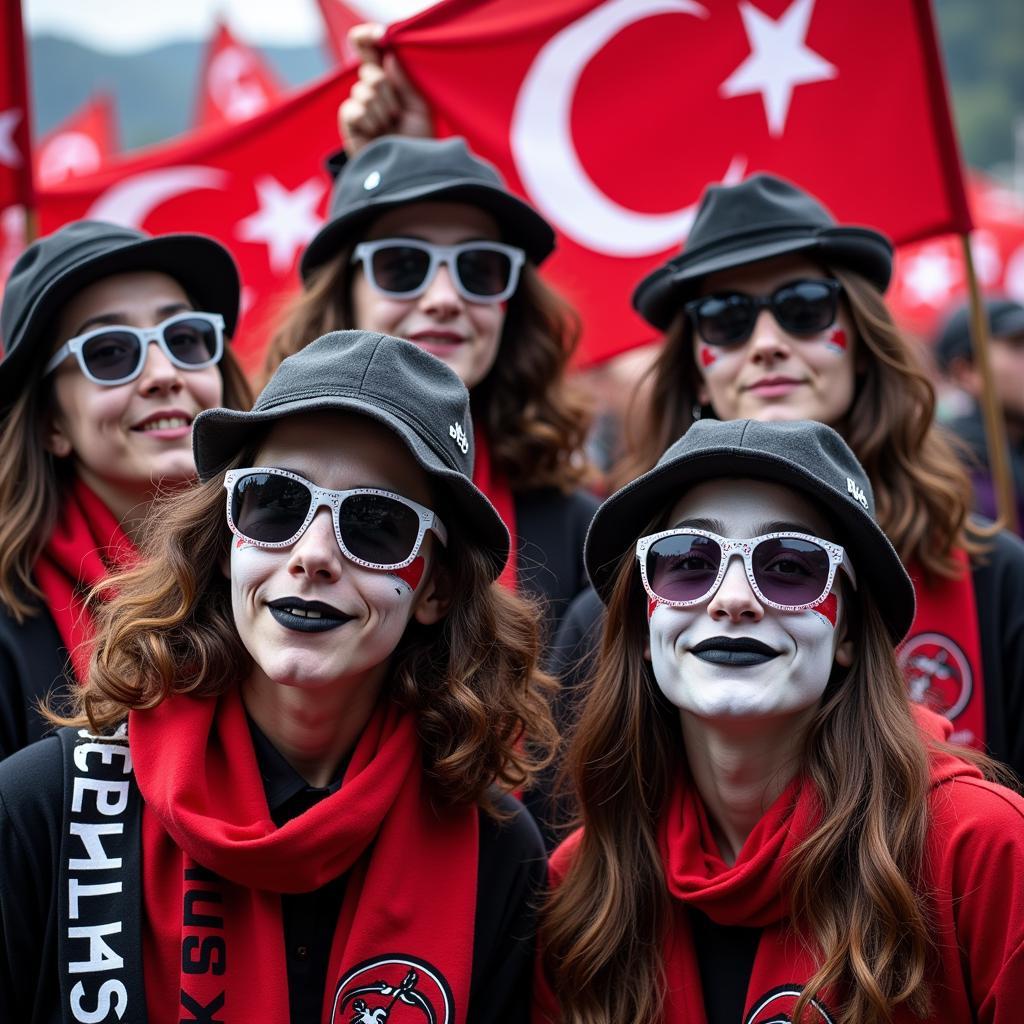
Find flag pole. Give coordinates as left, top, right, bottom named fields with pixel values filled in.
left=960, top=234, right=1019, bottom=533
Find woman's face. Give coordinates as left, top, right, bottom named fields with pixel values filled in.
left=646, top=478, right=854, bottom=723
left=350, top=201, right=507, bottom=390
left=692, top=254, right=857, bottom=428
left=229, top=411, right=449, bottom=700
left=46, top=271, right=223, bottom=515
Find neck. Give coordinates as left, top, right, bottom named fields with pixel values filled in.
left=241, top=665, right=387, bottom=788
left=680, top=707, right=814, bottom=865
left=73, top=466, right=153, bottom=542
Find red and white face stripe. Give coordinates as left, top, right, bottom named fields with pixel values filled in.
left=823, top=327, right=847, bottom=355
left=388, top=556, right=426, bottom=595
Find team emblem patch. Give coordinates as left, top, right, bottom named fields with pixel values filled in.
left=898, top=631, right=973, bottom=722
left=745, top=985, right=835, bottom=1024
left=332, top=955, right=453, bottom=1024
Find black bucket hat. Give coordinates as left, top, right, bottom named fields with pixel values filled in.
left=300, top=135, right=555, bottom=279
left=0, top=220, right=240, bottom=405
left=935, top=297, right=1024, bottom=370
left=585, top=418, right=915, bottom=643
left=633, top=174, right=894, bottom=331
left=194, top=329, right=510, bottom=579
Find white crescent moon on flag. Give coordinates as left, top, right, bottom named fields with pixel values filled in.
left=510, top=0, right=746, bottom=257
left=86, top=166, right=229, bottom=229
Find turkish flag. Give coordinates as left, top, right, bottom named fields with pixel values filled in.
left=386, top=0, right=972, bottom=365
left=316, top=0, right=364, bottom=64
left=888, top=173, right=1024, bottom=341
left=38, top=67, right=357, bottom=377
left=0, top=0, right=32, bottom=292
left=35, top=93, right=119, bottom=188
left=194, top=21, right=284, bottom=129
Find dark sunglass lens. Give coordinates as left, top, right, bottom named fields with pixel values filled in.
left=694, top=294, right=757, bottom=346
left=455, top=247, right=512, bottom=297
left=370, top=245, right=432, bottom=294
left=231, top=473, right=311, bottom=544
left=81, top=331, right=142, bottom=381
left=773, top=281, right=837, bottom=335
left=339, top=493, right=420, bottom=566
left=646, top=534, right=722, bottom=603
left=751, top=537, right=831, bottom=605
left=164, top=317, right=218, bottom=365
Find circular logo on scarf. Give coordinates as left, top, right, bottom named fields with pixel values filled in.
left=331, top=955, right=453, bottom=1024
left=898, top=631, right=973, bottom=721
left=745, top=985, right=835, bottom=1024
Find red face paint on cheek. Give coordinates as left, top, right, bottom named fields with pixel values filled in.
left=824, top=327, right=847, bottom=354
left=809, top=592, right=838, bottom=628
left=390, top=556, right=425, bottom=593
left=235, top=536, right=250, bottom=550
left=648, top=597, right=659, bottom=620
left=699, top=345, right=717, bottom=368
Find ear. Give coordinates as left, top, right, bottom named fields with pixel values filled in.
left=44, top=410, right=73, bottom=458
left=412, top=557, right=452, bottom=626
left=696, top=379, right=710, bottom=407
left=833, top=602, right=854, bottom=668
left=219, top=546, right=232, bottom=580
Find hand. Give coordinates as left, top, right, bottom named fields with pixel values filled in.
left=339, top=23, right=434, bottom=156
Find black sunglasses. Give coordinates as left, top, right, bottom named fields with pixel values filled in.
left=685, top=279, right=842, bottom=347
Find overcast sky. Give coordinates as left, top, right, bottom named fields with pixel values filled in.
left=24, top=0, right=436, bottom=52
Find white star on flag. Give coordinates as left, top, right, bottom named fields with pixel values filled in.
left=901, top=245, right=960, bottom=306
left=0, top=109, right=24, bottom=168
left=720, top=0, right=837, bottom=137
left=236, top=175, right=326, bottom=273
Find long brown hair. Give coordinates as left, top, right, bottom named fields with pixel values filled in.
left=50, top=444, right=557, bottom=809
left=619, top=267, right=982, bottom=578
left=0, top=347, right=251, bottom=622
left=263, top=244, right=593, bottom=492
left=540, top=520, right=974, bottom=1024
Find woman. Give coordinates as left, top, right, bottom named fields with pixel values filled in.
left=557, top=173, right=1024, bottom=780
left=0, top=220, right=252, bottom=757
left=0, top=330, right=556, bottom=1023
left=538, top=417, right=1024, bottom=1024
left=263, top=133, right=597, bottom=635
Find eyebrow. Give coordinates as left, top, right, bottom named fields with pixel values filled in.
left=671, top=516, right=725, bottom=532
left=668, top=516, right=819, bottom=536
left=71, top=302, right=192, bottom=338
left=372, top=234, right=497, bottom=245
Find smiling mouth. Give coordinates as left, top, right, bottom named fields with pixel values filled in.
left=266, top=597, right=352, bottom=633
left=135, top=415, right=191, bottom=432
left=689, top=637, right=780, bottom=666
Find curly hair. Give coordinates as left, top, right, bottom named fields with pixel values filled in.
left=49, top=445, right=558, bottom=810
left=618, top=267, right=985, bottom=579
left=539, top=516, right=1000, bottom=1024
left=262, top=243, right=593, bottom=492
left=0, top=348, right=252, bottom=621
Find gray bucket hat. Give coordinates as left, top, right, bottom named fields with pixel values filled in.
left=0, top=220, right=240, bottom=405
left=585, top=418, right=915, bottom=643
left=633, top=174, right=893, bottom=331
left=300, top=135, right=555, bottom=279
left=193, top=329, right=510, bottom=578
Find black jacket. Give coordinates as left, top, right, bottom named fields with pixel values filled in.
left=550, top=526, right=1024, bottom=783
left=0, top=598, right=70, bottom=759
left=0, top=728, right=546, bottom=1024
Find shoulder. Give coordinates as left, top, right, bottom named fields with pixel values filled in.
left=479, top=792, right=546, bottom=872
left=0, top=734, right=64, bottom=850
left=969, top=524, right=1024, bottom=576
left=929, top=772, right=1024, bottom=859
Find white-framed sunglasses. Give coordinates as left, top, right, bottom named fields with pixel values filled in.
left=224, top=467, right=447, bottom=571
left=351, top=237, right=526, bottom=303
left=45, top=311, right=225, bottom=386
left=636, top=528, right=857, bottom=611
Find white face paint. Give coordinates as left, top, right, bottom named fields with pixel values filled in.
left=647, top=479, right=853, bottom=722
left=228, top=411, right=446, bottom=698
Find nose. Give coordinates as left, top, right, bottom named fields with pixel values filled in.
left=286, top=507, right=343, bottom=583
left=706, top=554, right=764, bottom=623
left=137, top=339, right=183, bottom=395
left=747, top=307, right=792, bottom=363
left=418, top=262, right=464, bottom=317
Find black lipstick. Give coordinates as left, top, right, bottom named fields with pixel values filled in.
left=266, top=597, right=352, bottom=633
left=689, top=637, right=779, bottom=667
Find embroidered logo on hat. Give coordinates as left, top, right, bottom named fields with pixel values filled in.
left=363, top=170, right=381, bottom=191
left=449, top=422, right=469, bottom=455
left=846, top=477, right=868, bottom=509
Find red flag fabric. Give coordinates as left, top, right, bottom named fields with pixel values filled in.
left=38, top=67, right=356, bottom=377
left=385, top=0, right=973, bottom=365
left=888, top=173, right=1024, bottom=341
left=0, top=0, right=32, bottom=291
left=316, top=0, right=364, bottom=64
left=35, top=93, right=119, bottom=188
left=195, top=21, right=283, bottom=129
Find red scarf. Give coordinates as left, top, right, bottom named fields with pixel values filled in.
left=472, top=426, right=518, bottom=591
left=33, top=478, right=134, bottom=682
left=130, top=688, right=478, bottom=1023
left=901, top=548, right=985, bottom=750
